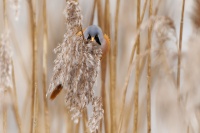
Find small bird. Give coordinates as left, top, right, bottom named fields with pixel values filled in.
left=49, top=25, right=110, bottom=100
left=83, top=25, right=110, bottom=58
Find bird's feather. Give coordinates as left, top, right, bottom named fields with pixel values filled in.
left=50, top=84, right=63, bottom=100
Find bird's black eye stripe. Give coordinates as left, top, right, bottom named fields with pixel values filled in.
left=95, top=35, right=101, bottom=45
left=87, top=34, right=91, bottom=40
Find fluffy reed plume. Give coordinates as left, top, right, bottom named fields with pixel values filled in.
left=0, top=31, right=12, bottom=94
left=180, top=1, right=200, bottom=132
left=47, top=1, right=103, bottom=132
left=181, top=35, right=200, bottom=133
left=9, top=0, right=20, bottom=20
left=151, top=16, right=177, bottom=75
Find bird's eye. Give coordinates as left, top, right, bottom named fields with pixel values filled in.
left=87, top=34, right=91, bottom=40
left=95, top=35, right=101, bottom=45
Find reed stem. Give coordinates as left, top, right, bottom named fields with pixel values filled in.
left=42, top=0, right=50, bottom=132
left=28, top=0, right=38, bottom=132
left=11, top=61, right=22, bottom=133
left=89, top=0, right=97, bottom=25
left=147, top=0, right=153, bottom=133
left=3, top=101, right=7, bottom=133
left=133, top=0, right=141, bottom=132
left=177, top=0, right=186, bottom=90
left=2, top=0, right=8, bottom=132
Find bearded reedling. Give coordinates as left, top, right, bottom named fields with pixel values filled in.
left=49, top=25, right=110, bottom=100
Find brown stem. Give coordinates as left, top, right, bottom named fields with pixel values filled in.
left=117, top=0, right=149, bottom=131
left=3, top=96, right=7, bottom=133
left=97, top=0, right=103, bottom=29
left=11, top=61, right=22, bottom=133
left=177, top=0, right=186, bottom=90
left=82, top=109, right=89, bottom=132
left=133, top=0, right=141, bottom=132
left=28, top=0, right=38, bottom=132
left=147, top=0, right=153, bottom=133
left=89, top=0, right=97, bottom=25
left=101, top=57, right=109, bottom=133
left=42, top=0, right=50, bottom=132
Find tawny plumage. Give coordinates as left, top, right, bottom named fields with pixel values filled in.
left=50, top=84, right=63, bottom=100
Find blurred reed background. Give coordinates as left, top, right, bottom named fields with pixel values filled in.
left=0, top=0, right=200, bottom=133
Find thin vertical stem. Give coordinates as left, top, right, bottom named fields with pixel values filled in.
left=11, top=61, right=22, bottom=133
left=98, top=0, right=109, bottom=132
left=89, top=0, right=97, bottom=25
left=101, top=57, right=109, bottom=133
left=123, top=52, right=148, bottom=133
left=65, top=112, right=73, bottom=133
left=117, top=0, right=149, bottom=131
left=2, top=0, right=8, bottom=132
left=75, top=121, right=80, bottom=133
left=104, top=0, right=112, bottom=133
left=3, top=101, right=7, bottom=133
left=97, top=0, right=103, bottom=29
left=117, top=44, right=137, bottom=133
left=147, top=0, right=153, bottom=133
left=177, top=0, right=186, bottom=90
left=140, top=0, right=149, bottom=23
left=110, top=0, right=121, bottom=131
left=82, top=109, right=89, bottom=133
left=3, top=0, right=8, bottom=29
left=28, top=0, right=38, bottom=132
left=133, top=0, right=140, bottom=132
left=42, top=0, right=49, bottom=132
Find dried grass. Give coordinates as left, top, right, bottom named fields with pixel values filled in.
left=1, top=0, right=200, bottom=133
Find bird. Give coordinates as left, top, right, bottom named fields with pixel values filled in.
left=83, top=25, right=110, bottom=58
left=49, top=25, right=110, bottom=100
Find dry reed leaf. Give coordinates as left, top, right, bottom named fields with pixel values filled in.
left=47, top=1, right=104, bottom=132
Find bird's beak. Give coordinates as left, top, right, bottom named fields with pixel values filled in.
left=91, top=37, right=95, bottom=42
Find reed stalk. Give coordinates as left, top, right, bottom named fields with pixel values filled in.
left=112, top=0, right=121, bottom=129
left=97, top=0, right=103, bottom=29
left=42, top=0, right=49, bottom=132
left=11, top=61, right=22, bottom=133
left=3, top=0, right=8, bottom=132
left=133, top=0, right=141, bottom=132
left=104, top=0, right=112, bottom=133
left=123, top=50, right=148, bottom=133
left=117, top=0, right=149, bottom=131
left=97, top=0, right=109, bottom=132
left=3, top=102, right=7, bottom=133
left=177, top=0, right=186, bottom=90
left=28, top=0, right=38, bottom=132
left=82, top=109, right=89, bottom=133
left=101, top=56, right=109, bottom=133
left=147, top=0, right=153, bottom=133
left=89, top=0, right=97, bottom=25
left=140, top=0, right=149, bottom=23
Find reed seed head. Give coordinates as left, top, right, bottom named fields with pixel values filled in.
left=0, top=31, right=12, bottom=93
left=47, top=0, right=104, bottom=132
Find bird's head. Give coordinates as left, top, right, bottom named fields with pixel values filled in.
left=83, top=25, right=105, bottom=45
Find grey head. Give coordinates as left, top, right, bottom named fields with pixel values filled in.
left=84, top=25, right=105, bottom=45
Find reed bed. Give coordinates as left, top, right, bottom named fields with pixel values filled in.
left=0, top=0, right=200, bottom=133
